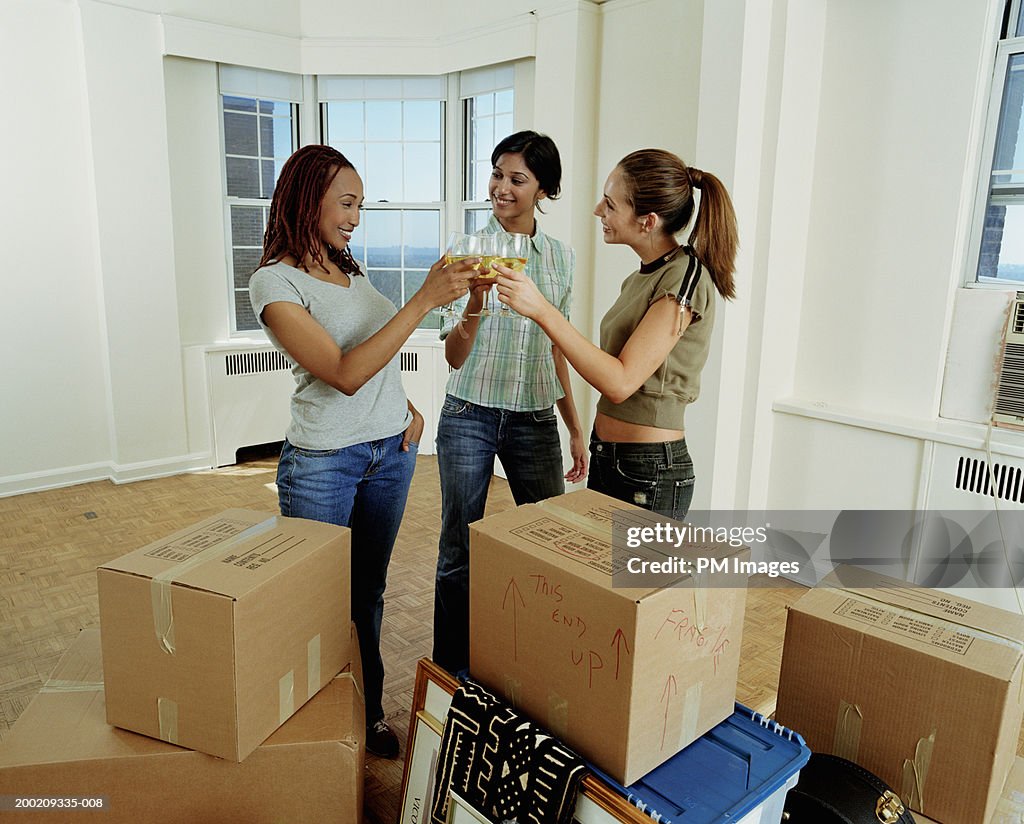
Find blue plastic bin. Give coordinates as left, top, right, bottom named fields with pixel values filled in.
left=587, top=703, right=810, bottom=824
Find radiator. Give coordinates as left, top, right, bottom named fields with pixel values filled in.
left=206, top=345, right=294, bottom=467
left=194, top=342, right=444, bottom=467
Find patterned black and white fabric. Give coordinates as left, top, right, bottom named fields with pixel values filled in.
left=430, top=679, right=587, bottom=824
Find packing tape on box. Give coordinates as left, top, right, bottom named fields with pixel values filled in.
left=279, top=670, right=295, bottom=725
left=337, top=668, right=364, bottom=701
left=994, top=785, right=1024, bottom=822
left=828, top=587, right=1024, bottom=655
left=158, top=696, right=179, bottom=744
left=536, top=500, right=617, bottom=543
left=900, top=728, right=935, bottom=813
left=547, top=690, right=569, bottom=740
left=149, top=516, right=278, bottom=654
left=307, top=634, right=321, bottom=700
left=676, top=680, right=702, bottom=750
left=833, top=699, right=862, bottom=761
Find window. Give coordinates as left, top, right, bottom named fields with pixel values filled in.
left=219, top=67, right=301, bottom=333
left=461, top=65, right=515, bottom=234
left=973, top=1, right=1024, bottom=283
left=320, top=77, right=446, bottom=329
left=219, top=66, right=517, bottom=335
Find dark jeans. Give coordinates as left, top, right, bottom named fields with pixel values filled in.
left=276, top=434, right=416, bottom=725
left=433, top=395, right=565, bottom=674
left=587, top=433, right=695, bottom=519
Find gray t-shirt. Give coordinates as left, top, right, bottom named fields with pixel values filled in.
left=249, top=261, right=412, bottom=450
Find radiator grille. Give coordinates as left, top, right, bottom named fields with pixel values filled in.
left=400, top=351, right=418, bottom=372
left=955, top=455, right=1024, bottom=504
left=224, top=350, right=291, bottom=377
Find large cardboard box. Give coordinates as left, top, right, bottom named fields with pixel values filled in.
left=469, top=489, right=749, bottom=785
left=0, top=628, right=365, bottom=823
left=914, top=756, right=1024, bottom=824
left=97, top=509, right=350, bottom=761
left=775, top=566, right=1024, bottom=824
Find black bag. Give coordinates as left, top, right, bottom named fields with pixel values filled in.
left=784, top=753, right=916, bottom=824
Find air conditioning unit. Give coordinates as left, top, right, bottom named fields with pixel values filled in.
left=993, top=291, right=1024, bottom=430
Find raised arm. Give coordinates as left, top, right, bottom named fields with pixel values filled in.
left=495, top=264, right=690, bottom=404
left=264, top=257, right=473, bottom=395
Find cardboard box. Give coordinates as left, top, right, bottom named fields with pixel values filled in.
left=469, top=489, right=749, bottom=785
left=914, top=756, right=1024, bottom=824
left=97, top=509, right=350, bottom=761
left=0, top=628, right=364, bottom=823
left=775, top=566, right=1024, bottom=824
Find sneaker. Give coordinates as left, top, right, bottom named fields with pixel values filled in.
left=366, top=719, right=400, bottom=759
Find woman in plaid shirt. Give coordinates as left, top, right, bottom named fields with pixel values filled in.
left=433, top=131, right=587, bottom=675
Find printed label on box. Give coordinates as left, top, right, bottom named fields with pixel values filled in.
left=144, top=518, right=255, bottom=562
left=509, top=519, right=620, bottom=574
left=219, top=534, right=306, bottom=571
left=834, top=598, right=974, bottom=655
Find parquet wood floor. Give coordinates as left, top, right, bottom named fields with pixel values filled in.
left=4, top=450, right=997, bottom=823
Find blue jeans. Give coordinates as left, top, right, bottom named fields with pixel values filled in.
left=587, top=433, right=695, bottom=519
left=276, top=434, right=416, bottom=725
left=433, top=395, right=565, bottom=674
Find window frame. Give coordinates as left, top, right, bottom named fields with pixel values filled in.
left=967, top=2, right=1024, bottom=288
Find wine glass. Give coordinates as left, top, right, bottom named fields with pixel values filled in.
left=443, top=232, right=484, bottom=319
left=495, top=233, right=530, bottom=318
left=465, top=234, right=498, bottom=318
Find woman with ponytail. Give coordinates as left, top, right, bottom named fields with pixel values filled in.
left=249, top=144, right=474, bottom=759
left=494, top=148, right=738, bottom=518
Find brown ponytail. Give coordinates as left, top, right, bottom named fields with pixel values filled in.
left=616, top=150, right=738, bottom=300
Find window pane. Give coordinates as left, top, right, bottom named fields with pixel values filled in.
left=464, top=208, right=491, bottom=234
left=494, top=113, right=513, bottom=145
left=404, top=269, right=427, bottom=305
left=367, top=269, right=402, bottom=308
left=235, top=290, right=259, bottom=332
left=475, top=93, right=493, bottom=117
left=326, top=101, right=365, bottom=142
left=224, top=111, right=258, bottom=156
left=364, top=210, right=401, bottom=267
left=226, top=156, right=260, bottom=197
left=404, top=143, right=442, bottom=201
left=473, top=116, right=494, bottom=163
left=1018, top=5, right=1024, bottom=37
left=404, top=100, right=441, bottom=141
left=473, top=161, right=491, bottom=202
left=980, top=203, right=1024, bottom=280
left=258, top=99, right=287, bottom=115
left=230, top=205, right=265, bottom=247
left=366, top=100, right=401, bottom=140
left=348, top=223, right=367, bottom=267
left=271, top=117, right=294, bottom=158
left=261, top=159, right=278, bottom=198
left=991, top=55, right=1024, bottom=187
left=404, top=210, right=440, bottom=266
left=258, top=115, right=275, bottom=157
left=494, top=89, right=513, bottom=114
left=365, top=143, right=403, bottom=201
left=232, top=247, right=263, bottom=289
left=336, top=142, right=365, bottom=171
left=224, top=96, right=257, bottom=113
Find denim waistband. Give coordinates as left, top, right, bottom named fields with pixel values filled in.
left=589, top=431, right=689, bottom=466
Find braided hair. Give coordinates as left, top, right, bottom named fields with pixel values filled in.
left=258, top=144, right=361, bottom=276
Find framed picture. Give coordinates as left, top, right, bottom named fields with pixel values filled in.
left=398, top=659, right=650, bottom=824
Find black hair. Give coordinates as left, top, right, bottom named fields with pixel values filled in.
left=491, top=130, right=562, bottom=200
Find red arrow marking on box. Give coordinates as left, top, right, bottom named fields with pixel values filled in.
left=660, top=674, right=678, bottom=750
left=502, top=577, right=526, bottom=661
left=610, top=628, right=631, bottom=680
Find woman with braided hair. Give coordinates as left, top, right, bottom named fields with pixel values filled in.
left=494, top=148, right=738, bottom=518
left=249, top=144, right=474, bottom=758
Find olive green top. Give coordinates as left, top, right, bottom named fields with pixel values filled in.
left=595, top=248, right=715, bottom=430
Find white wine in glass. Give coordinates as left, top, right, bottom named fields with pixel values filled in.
left=495, top=233, right=530, bottom=317
left=466, top=235, right=499, bottom=317
left=443, top=233, right=484, bottom=320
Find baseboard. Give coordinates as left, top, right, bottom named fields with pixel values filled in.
left=0, top=453, right=215, bottom=499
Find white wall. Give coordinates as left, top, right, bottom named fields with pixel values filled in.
left=0, top=0, right=111, bottom=492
